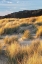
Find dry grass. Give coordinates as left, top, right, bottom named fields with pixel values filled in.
left=0, top=16, right=42, bottom=35
left=27, top=54, right=42, bottom=64
left=4, top=39, right=42, bottom=64
left=0, top=27, right=5, bottom=35
left=36, top=26, right=42, bottom=38
left=5, top=42, right=20, bottom=64
left=0, top=43, right=2, bottom=54
left=0, top=16, right=42, bottom=64
left=6, top=43, right=20, bottom=58
left=22, top=30, right=32, bottom=40
left=4, top=35, right=18, bottom=45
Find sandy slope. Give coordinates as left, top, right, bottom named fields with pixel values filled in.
left=0, top=55, right=8, bottom=64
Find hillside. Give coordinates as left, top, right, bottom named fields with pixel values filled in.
left=0, top=16, right=42, bottom=35
left=0, top=9, right=42, bottom=19
left=0, top=15, right=42, bottom=64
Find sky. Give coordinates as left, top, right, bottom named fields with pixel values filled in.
left=0, top=0, right=42, bottom=16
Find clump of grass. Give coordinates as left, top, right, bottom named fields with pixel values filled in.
left=0, top=27, right=5, bottom=35
left=22, top=30, right=32, bottom=40
left=37, top=41, right=42, bottom=56
left=5, top=43, right=29, bottom=64
left=27, top=54, right=42, bottom=64
left=36, top=26, right=42, bottom=38
left=5, top=42, right=20, bottom=64
left=5, top=39, right=42, bottom=64
left=30, top=39, right=40, bottom=54
left=4, top=35, right=18, bottom=45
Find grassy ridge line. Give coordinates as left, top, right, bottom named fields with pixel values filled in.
left=0, top=16, right=42, bottom=35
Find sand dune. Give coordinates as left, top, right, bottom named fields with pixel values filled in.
left=0, top=16, right=42, bottom=64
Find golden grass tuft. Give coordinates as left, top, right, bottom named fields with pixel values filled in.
left=22, top=30, right=32, bottom=40
left=4, top=35, right=18, bottom=45
left=6, top=42, right=20, bottom=58
left=27, top=54, right=42, bottom=64
left=30, top=39, right=40, bottom=54
left=36, top=26, right=42, bottom=38
left=0, top=27, right=5, bottom=35
left=5, top=42, right=20, bottom=64
left=0, top=43, right=2, bottom=54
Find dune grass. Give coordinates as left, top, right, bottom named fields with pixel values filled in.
left=0, top=16, right=42, bottom=35
left=0, top=16, right=42, bottom=64
left=22, top=30, right=32, bottom=40
left=4, top=39, right=42, bottom=64
left=36, top=26, right=42, bottom=38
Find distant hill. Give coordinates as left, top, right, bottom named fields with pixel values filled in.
left=0, top=9, right=42, bottom=19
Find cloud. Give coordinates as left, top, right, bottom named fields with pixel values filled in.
left=17, top=1, right=19, bottom=3
left=0, top=0, right=13, bottom=4
left=7, top=1, right=12, bottom=4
